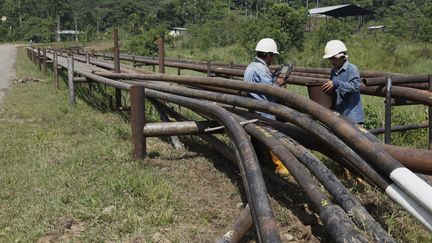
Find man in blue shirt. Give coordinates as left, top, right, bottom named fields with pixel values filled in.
left=244, top=38, right=289, bottom=176
left=244, top=38, right=286, bottom=119
left=322, top=40, right=365, bottom=124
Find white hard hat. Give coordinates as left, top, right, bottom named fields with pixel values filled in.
left=255, top=38, right=279, bottom=54
left=323, top=40, right=348, bottom=59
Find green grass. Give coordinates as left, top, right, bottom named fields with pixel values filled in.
left=0, top=47, right=177, bottom=242
left=0, top=46, right=259, bottom=242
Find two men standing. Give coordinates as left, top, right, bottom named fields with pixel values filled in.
left=244, top=38, right=365, bottom=124
left=243, top=38, right=365, bottom=175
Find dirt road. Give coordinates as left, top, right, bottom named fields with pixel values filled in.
left=0, top=44, right=17, bottom=104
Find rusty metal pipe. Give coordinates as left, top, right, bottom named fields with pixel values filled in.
left=148, top=98, right=184, bottom=149
left=369, top=123, right=429, bottom=135
left=143, top=120, right=220, bottom=137
left=217, top=204, right=254, bottom=243
left=95, top=53, right=407, bottom=78
left=363, top=75, right=430, bottom=86
left=96, top=72, right=432, bottom=106
left=125, top=80, right=407, bottom=181
left=381, top=144, right=432, bottom=175
left=123, top=80, right=403, bottom=188
left=360, top=85, right=432, bottom=106
left=131, top=86, right=146, bottom=159
left=158, top=37, right=165, bottom=73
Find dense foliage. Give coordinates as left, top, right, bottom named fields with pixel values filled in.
left=0, top=0, right=430, bottom=51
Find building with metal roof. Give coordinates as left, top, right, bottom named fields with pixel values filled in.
left=309, top=4, right=374, bottom=18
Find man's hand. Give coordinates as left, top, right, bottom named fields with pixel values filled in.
left=276, top=77, right=285, bottom=87
left=322, top=80, right=334, bottom=92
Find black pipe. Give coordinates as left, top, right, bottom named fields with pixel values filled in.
left=143, top=89, right=281, bottom=242
left=236, top=116, right=369, bottom=243
left=259, top=125, right=395, bottom=243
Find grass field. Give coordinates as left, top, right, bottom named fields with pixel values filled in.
left=0, top=45, right=431, bottom=242
left=0, top=47, right=246, bottom=242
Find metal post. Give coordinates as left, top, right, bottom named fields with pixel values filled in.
left=88, top=77, right=93, bottom=93
left=43, top=49, right=47, bottom=74
left=131, top=86, right=146, bottom=159
left=86, top=51, right=90, bottom=64
left=113, top=28, right=120, bottom=73
left=207, top=61, right=211, bottom=77
left=113, top=28, right=122, bottom=111
left=53, top=52, right=59, bottom=89
left=67, top=54, right=76, bottom=106
left=32, top=49, right=36, bottom=64
left=385, top=77, right=392, bottom=144
left=37, top=48, right=42, bottom=71
left=158, top=36, right=165, bottom=73
left=152, top=56, right=156, bottom=72
left=229, top=61, right=234, bottom=79
left=429, top=75, right=432, bottom=150
left=107, top=95, right=114, bottom=111
left=132, top=55, right=136, bottom=67
left=177, top=55, right=181, bottom=75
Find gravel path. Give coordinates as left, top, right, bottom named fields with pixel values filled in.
left=0, top=44, right=17, bottom=105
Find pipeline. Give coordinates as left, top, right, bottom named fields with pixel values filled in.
left=91, top=73, right=432, bottom=201
left=120, top=79, right=432, bottom=174
left=363, top=75, right=430, bottom=86
left=42, top=52, right=282, bottom=240
left=114, top=79, right=432, bottom=228
left=141, top=89, right=282, bottom=242
left=86, top=54, right=432, bottom=105
left=370, top=123, right=429, bottom=135
left=95, top=52, right=408, bottom=78
left=39, top=50, right=432, bottom=186
left=27, top=47, right=432, bottom=235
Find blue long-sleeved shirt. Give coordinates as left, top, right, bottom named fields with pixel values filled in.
left=330, top=60, right=365, bottom=124
left=244, top=57, right=279, bottom=119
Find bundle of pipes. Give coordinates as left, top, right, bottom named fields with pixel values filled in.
left=92, top=52, right=432, bottom=105
left=29, top=48, right=432, bottom=242
left=95, top=51, right=429, bottom=81
left=88, top=52, right=430, bottom=152
left=94, top=72, right=432, bottom=227
left=79, top=50, right=430, bottom=219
